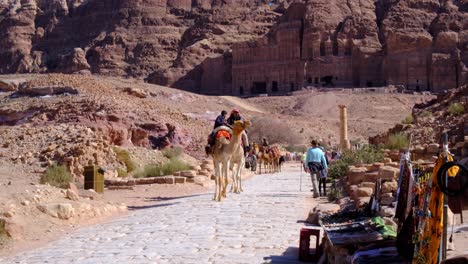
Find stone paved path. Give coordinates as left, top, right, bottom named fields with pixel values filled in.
left=1, top=165, right=316, bottom=264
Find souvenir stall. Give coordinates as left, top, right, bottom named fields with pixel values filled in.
left=315, top=133, right=468, bottom=264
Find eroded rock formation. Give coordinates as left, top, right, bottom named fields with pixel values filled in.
left=231, top=0, right=468, bottom=95
left=0, top=0, right=466, bottom=94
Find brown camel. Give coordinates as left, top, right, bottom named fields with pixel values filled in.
left=210, top=120, right=250, bottom=202
left=253, top=144, right=273, bottom=174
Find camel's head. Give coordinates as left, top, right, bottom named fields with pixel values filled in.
left=232, top=120, right=251, bottom=135
left=252, top=143, right=259, bottom=153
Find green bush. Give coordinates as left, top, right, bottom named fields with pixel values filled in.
left=327, top=188, right=342, bottom=203
left=328, top=145, right=384, bottom=180
left=420, top=110, right=433, bottom=118
left=448, top=102, right=464, bottom=116
left=134, top=158, right=191, bottom=178
left=285, top=145, right=307, bottom=153
left=402, top=115, right=414, bottom=124
left=116, top=168, right=128, bottom=178
left=161, top=147, right=183, bottom=159
left=40, top=164, right=72, bottom=188
left=385, top=133, right=409, bottom=150
left=113, top=147, right=137, bottom=173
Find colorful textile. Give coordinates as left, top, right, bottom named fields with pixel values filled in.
left=215, top=130, right=231, bottom=141
left=416, top=155, right=458, bottom=264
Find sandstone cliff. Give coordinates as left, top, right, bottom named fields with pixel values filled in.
left=0, top=0, right=466, bottom=93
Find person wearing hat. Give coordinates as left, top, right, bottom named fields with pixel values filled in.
left=227, top=108, right=244, bottom=126
left=305, top=140, right=328, bottom=198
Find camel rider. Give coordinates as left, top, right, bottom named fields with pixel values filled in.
left=262, top=137, right=270, bottom=153
left=214, top=110, right=228, bottom=129
left=227, top=109, right=250, bottom=153
left=205, top=110, right=229, bottom=155
left=227, top=109, right=244, bottom=126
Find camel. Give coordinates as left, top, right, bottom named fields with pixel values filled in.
left=229, top=130, right=249, bottom=193
left=253, top=144, right=273, bottom=174
left=210, top=120, right=251, bottom=201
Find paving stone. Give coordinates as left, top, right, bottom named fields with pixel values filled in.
left=0, top=167, right=315, bottom=263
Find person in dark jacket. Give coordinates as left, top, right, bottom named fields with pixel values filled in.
left=214, top=110, right=228, bottom=129
left=205, top=110, right=229, bottom=155
left=227, top=109, right=244, bottom=126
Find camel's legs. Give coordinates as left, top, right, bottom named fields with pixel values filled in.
left=222, top=160, right=229, bottom=198
left=238, top=157, right=245, bottom=192
left=214, top=162, right=222, bottom=201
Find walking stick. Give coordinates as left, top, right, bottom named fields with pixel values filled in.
left=300, top=162, right=303, bottom=191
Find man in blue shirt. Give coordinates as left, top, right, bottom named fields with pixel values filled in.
left=305, top=140, right=328, bottom=198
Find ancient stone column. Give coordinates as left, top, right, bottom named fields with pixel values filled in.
left=339, top=105, right=351, bottom=150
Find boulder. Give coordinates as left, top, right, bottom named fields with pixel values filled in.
left=347, top=167, right=367, bottom=185
left=364, top=172, right=379, bottom=182
left=355, top=197, right=371, bottom=208
left=413, top=145, right=426, bottom=154
left=174, top=176, right=186, bottom=184
left=380, top=196, right=395, bottom=206
left=18, top=85, right=79, bottom=97
left=383, top=158, right=392, bottom=164
left=123, top=87, right=147, bottom=98
left=359, top=182, right=375, bottom=189
left=356, top=187, right=374, bottom=197
left=306, top=204, right=341, bottom=225
left=0, top=80, right=16, bottom=92
left=427, top=143, right=440, bottom=154
left=379, top=207, right=395, bottom=217
left=66, top=189, right=80, bottom=201
left=164, top=176, right=175, bottom=184
left=379, top=166, right=399, bottom=181
left=381, top=181, right=398, bottom=193
left=0, top=218, right=23, bottom=239
left=37, top=203, right=75, bottom=219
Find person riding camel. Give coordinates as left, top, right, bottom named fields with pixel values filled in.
left=214, top=110, right=228, bottom=129
left=262, top=137, right=270, bottom=153
left=205, top=110, right=229, bottom=155
left=227, top=109, right=244, bottom=126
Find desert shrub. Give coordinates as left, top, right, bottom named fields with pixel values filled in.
left=328, top=145, right=384, bottom=180
left=161, top=147, right=183, bottom=159
left=327, top=188, right=342, bottom=203
left=402, top=115, right=414, bottom=124
left=0, top=218, right=8, bottom=244
left=40, top=164, right=72, bottom=188
left=116, top=168, right=128, bottom=178
left=249, top=116, right=302, bottom=145
left=134, top=158, right=191, bottom=178
left=285, top=145, right=307, bottom=153
left=385, top=133, right=409, bottom=150
left=113, top=147, right=137, bottom=173
left=448, top=102, right=464, bottom=116
left=420, top=110, right=433, bottom=118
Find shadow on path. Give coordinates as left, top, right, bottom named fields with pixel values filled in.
left=127, top=202, right=180, bottom=210
left=264, top=246, right=308, bottom=264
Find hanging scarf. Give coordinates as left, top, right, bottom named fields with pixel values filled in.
left=416, top=155, right=459, bottom=264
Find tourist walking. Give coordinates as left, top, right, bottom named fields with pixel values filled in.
left=305, top=140, right=328, bottom=198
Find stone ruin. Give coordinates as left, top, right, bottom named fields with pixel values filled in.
left=230, top=0, right=467, bottom=96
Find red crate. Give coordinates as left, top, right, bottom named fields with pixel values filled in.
left=299, top=228, right=321, bottom=262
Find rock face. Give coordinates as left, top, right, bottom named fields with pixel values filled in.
left=231, top=0, right=468, bottom=95
left=0, top=0, right=279, bottom=92
left=1, top=1, right=465, bottom=94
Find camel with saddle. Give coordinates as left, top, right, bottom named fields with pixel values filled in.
left=209, top=120, right=250, bottom=201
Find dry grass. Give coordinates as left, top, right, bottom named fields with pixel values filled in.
left=40, top=164, right=72, bottom=188
left=134, top=158, right=192, bottom=178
